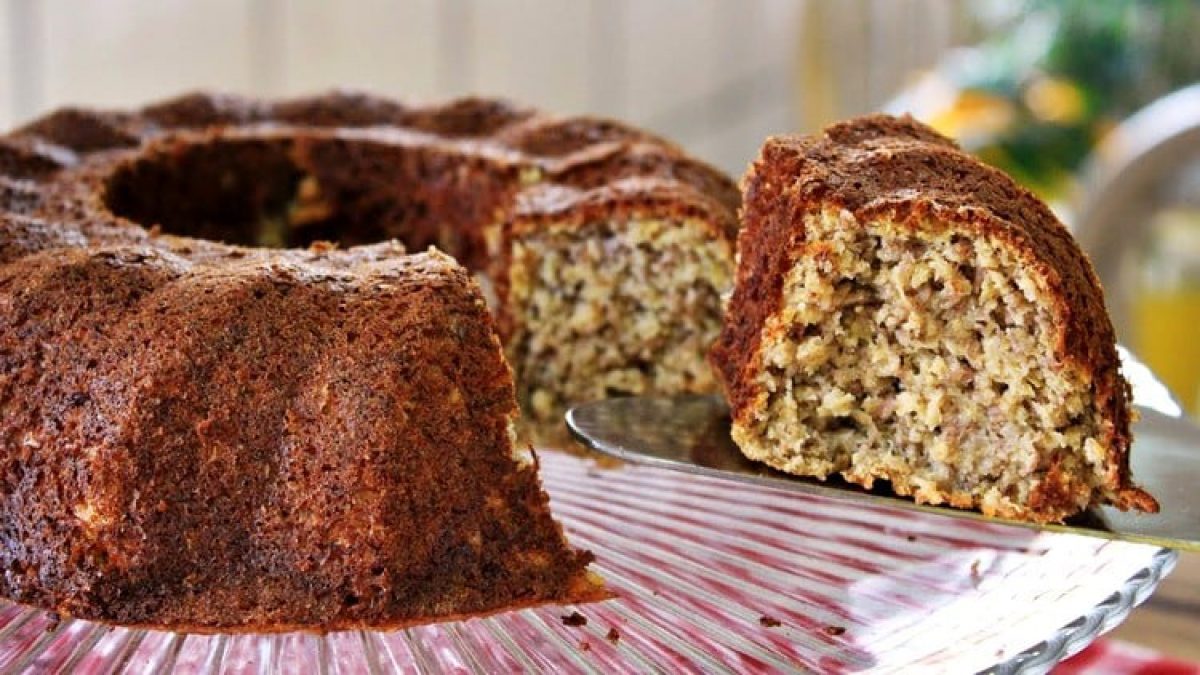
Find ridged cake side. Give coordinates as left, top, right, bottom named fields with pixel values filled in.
left=711, top=114, right=1157, bottom=523
left=0, top=244, right=600, bottom=630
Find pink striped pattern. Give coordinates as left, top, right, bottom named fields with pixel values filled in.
left=0, top=451, right=1173, bottom=674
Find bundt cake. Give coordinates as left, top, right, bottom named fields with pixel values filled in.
left=711, top=114, right=1159, bottom=524
left=0, top=91, right=738, bottom=629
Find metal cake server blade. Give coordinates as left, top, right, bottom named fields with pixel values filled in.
left=566, top=393, right=1200, bottom=552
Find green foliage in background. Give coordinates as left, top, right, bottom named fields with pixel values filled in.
left=955, top=0, right=1200, bottom=197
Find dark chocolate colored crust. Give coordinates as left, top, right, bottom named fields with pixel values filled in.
left=710, top=114, right=1157, bottom=516
left=0, top=90, right=741, bottom=630
left=0, top=245, right=599, bottom=631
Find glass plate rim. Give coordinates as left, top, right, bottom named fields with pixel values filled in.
left=0, top=514, right=1177, bottom=673
left=990, top=546, right=1177, bottom=674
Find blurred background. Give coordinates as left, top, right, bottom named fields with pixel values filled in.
left=2, top=0, right=1199, bottom=662
left=0, top=0, right=967, bottom=177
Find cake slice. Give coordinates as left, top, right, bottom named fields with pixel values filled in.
left=711, top=115, right=1158, bottom=523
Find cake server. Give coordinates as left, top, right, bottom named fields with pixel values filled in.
left=566, top=355, right=1200, bottom=552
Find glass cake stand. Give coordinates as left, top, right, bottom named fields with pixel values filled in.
left=0, top=447, right=1175, bottom=674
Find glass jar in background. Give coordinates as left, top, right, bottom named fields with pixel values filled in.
left=1134, top=206, right=1200, bottom=418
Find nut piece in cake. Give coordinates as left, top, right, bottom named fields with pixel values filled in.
left=711, top=114, right=1158, bottom=523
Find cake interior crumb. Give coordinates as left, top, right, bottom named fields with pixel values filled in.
left=736, top=208, right=1112, bottom=521
left=508, top=217, right=731, bottom=439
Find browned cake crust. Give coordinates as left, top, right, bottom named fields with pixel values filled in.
left=0, top=245, right=599, bottom=631
left=0, top=91, right=736, bottom=630
left=7, top=93, right=738, bottom=445
left=711, top=115, right=1157, bottom=521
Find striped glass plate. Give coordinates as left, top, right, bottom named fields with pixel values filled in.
left=0, top=451, right=1174, bottom=674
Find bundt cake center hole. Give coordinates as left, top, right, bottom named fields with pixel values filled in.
left=102, top=139, right=395, bottom=249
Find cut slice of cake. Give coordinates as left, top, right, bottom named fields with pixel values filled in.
left=711, top=115, right=1158, bottom=523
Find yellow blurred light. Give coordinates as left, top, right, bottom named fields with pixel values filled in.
left=1024, top=76, right=1086, bottom=124
left=927, top=90, right=1016, bottom=140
